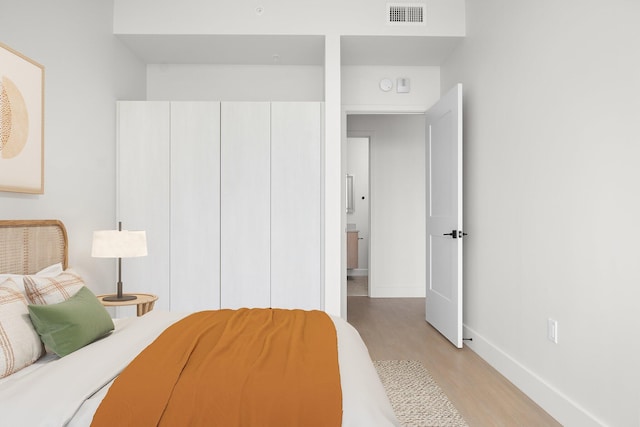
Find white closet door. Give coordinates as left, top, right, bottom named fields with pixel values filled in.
left=270, top=102, right=322, bottom=309
left=117, top=101, right=170, bottom=310
left=220, top=102, right=271, bottom=309
left=170, top=102, right=221, bottom=311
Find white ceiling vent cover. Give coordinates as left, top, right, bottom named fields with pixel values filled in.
left=387, top=3, right=425, bottom=25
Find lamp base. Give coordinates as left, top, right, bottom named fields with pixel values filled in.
left=102, top=294, right=137, bottom=302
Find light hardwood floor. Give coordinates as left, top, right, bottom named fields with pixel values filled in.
left=347, top=296, right=562, bottom=427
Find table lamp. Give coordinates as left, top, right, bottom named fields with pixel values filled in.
left=92, top=222, right=147, bottom=301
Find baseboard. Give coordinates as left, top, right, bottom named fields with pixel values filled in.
left=369, top=286, right=425, bottom=298
left=346, top=268, right=368, bottom=277
left=463, top=325, right=606, bottom=427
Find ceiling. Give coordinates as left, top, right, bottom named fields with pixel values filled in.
left=117, top=34, right=462, bottom=66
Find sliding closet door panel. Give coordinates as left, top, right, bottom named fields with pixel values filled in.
left=270, top=102, right=322, bottom=310
left=117, top=101, right=170, bottom=311
left=220, top=102, right=271, bottom=309
left=170, top=102, right=221, bottom=311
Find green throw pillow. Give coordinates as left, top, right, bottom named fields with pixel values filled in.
left=28, top=286, right=114, bottom=357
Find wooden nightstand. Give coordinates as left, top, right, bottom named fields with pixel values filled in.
left=97, top=293, right=158, bottom=317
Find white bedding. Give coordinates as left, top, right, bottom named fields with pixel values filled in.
left=0, top=311, right=399, bottom=427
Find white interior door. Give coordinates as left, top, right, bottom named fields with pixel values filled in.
left=170, top=102, right=221, bottom=311
left=425, top=84, right=463, bottom=348
left=270, top=102, right=322, bottom=310
left=220, top=102, right=271, bottom=309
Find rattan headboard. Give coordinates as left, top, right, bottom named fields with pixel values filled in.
left=0, top=220, right=68, bottom=275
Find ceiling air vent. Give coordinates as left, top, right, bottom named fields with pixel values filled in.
left=387, top=3, right=425, bottom=25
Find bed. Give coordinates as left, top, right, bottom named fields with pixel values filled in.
left=0, top=220, right=399, bottom=426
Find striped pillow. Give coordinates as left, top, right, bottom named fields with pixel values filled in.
left=24, top=269, right=85, bottom=305
left=0, top=262, right=64, bottom=294
left=0, top=278, right=44, bottom=378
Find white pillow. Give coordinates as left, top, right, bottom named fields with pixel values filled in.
left=0, top=278, right=44, bottom=378
left=24, top=268, right=84, bottom=305
left=34, top=262, right=64, bottom=277
left=0, top=263, right=64, bottom=294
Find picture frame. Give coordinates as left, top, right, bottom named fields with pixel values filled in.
left=0, top=42, right=44, bottom=194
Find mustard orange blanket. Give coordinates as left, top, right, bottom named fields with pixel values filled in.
left=91, top=309, right=342, bottom=426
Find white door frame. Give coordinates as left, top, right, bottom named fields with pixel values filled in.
left=346, top=133, right=371, bottom=292
left=341, top=105, right=429, bottom=318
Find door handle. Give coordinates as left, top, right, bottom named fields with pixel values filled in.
left=443, top=230, right=468, bottom=239
left=443, top=230, right=457, bottom=239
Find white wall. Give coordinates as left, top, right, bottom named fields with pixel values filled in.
left=348, top=115, right=426, bottom=298
left=325, top=35, right=343, bottom=316
left=441, top=1, right=640, bottom=426
left=343, top=66, right=440, bottom=108
left=0, top=0, right=146, bottom=296
left=147, top=65, right=323, bottom=101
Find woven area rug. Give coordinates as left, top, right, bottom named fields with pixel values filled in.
left=374, top=360, right=468, bottom=427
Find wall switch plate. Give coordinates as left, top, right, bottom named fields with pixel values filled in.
left=547, top=318, right=558, bottom=343
left=396, top=77, right=410, bottom=93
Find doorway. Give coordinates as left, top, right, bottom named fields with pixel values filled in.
left=343, top=84, right=464, bottom=348
left=346, top=136, right=370, bottom=296
left=345, top=113, right=427, bottom=314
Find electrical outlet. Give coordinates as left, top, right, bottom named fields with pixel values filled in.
left=547, top=318, right=558, bottom=344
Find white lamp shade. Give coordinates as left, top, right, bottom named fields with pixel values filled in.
left=92, top=230, right=148, bottom=258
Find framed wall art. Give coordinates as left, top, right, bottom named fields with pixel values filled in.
left=0, top=42, right=44, bottom=194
